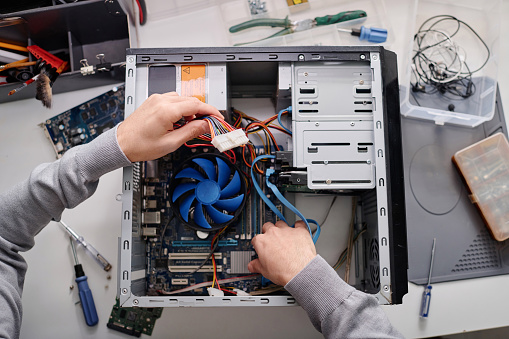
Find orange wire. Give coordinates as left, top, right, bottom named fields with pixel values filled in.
left=246, top=123, right=280, bottom=151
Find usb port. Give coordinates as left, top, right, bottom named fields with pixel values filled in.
left=356, top=87, right=371, bottom=94
left=300, top=88, right=315, bottom=94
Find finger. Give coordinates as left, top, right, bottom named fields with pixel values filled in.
left=274, top=220, right=290, bottom=228
left=161, top=120, right=208, bottom=150
left=247, top=259, right=262, bottom=274
left=251, top=234, right=258, bottom=247
left=262, top=222, right=275, bottom=234
left=294, top=220, right=307, bottom=229
left=171, top=99, right=224, bottom=120
left=162, top=92, right=179, bottom=97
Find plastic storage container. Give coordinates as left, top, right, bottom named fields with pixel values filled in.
left=399, top=0, right=501, bottom=127
left=453, top=133, right=509, bottom=241
left=143, top=0, right=393, bottom=48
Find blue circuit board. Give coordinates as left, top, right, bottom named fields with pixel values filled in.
left=42, top=86, right=125, bottom=158
left=142, top=147, right=283, bottom=296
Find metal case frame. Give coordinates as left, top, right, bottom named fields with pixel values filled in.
left=118, top=46, right=407, bottom=307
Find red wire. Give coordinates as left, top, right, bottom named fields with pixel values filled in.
left=135, top=0, right=144, bottom=24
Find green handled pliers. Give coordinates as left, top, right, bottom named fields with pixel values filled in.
left=230, top=10, right=367, bottom=46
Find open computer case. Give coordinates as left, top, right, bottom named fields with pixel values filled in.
left=118, top=46, right=407, bottom=307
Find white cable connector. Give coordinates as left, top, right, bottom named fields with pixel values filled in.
left=207, top=287, right=224, bottom=297
left=211, top=129, right=249, bottom=152
left=232, top=289, right=250, bottom=296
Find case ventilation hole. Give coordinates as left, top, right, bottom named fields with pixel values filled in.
left=451, top=230, right=500, bottom=273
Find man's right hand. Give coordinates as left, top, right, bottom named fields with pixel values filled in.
left=117, top=93, right=223, bottom=162
left=248, top=220, right=317, bottom=286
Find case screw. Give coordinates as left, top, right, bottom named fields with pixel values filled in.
left=372, top=55, right=378, bottom=61
left=383, top=285, right=389, bottom=292
left=324, top=160, right=328, bottom=165
left=326, top=179, right=332, bottom=185
left=367, top=160, right=371, bottom=164
left=360, top=54, right=366, bottom=60
left=304, top=72, right=308, bottom=76
left=298, top=54, right=305, bottom=60
left=359, top=79, right=364, bottom=85
left=315, top=122, right=320, bottom=127
left=308, top=100, right=313, bottom=105
left=133, top=299, right=139, bottom=305
left=121, top=288, right=128, bottom=294
left=350, top=122, right=355, bottom=126
left=128, top=57, right=135, bottom=63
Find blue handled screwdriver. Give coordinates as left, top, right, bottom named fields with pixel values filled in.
left=70, top=237, right=99, bottom=326
left=420, top=238, right=436, bottom=318
left=337, top=26, right=388, bottom=43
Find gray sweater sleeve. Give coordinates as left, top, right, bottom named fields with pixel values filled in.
left=0, top=126, right=131, bottom=339
left=285, top=255, right=404, bottom=339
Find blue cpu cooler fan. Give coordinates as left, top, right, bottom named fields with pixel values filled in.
left=169, top=154, right=246, bottom=231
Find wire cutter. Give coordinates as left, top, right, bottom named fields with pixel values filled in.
left=229, top=10, right=367, bottom=45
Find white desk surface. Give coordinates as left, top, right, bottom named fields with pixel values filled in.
left=0, top=0, right=508, bottom=338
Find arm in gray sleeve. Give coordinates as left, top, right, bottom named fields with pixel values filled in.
left=0, top=126, right=131, bottom=339
left=285, top=255, right=404, bottom=339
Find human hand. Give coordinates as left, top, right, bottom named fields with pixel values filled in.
left=117, top=93, right=224, bottom=162
left=248, top=220, right=317, bottom=286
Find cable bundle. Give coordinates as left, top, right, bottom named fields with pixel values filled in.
left=411, top=15, right=490, bottom=101
left=203, top=116, right=249, bottom=152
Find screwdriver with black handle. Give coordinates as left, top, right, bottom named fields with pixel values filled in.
left=70, top=237, right=99, bottom=326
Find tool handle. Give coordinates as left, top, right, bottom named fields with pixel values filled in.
left=229, top=17, right=291, bottom=33
left=357, top=26, right=388, bottom=43
left=79, top=238, right=112, bottom=271
left=419, top=285, right=432, bottom=318
left=315, top=10, right=367, bottom=26
left=76, top=276, right=99, bottom=326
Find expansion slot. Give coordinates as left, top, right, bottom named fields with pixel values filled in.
left=168, top=253, right=223, bottom=260
left=168, top=265, right=223, bottom=273
left=243, top=195, right=252, bottom=240
left=171, top=239, right=238, bottom=247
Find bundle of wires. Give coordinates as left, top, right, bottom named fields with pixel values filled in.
left=203, top=116, right=249, bottom=153
left=411, top=15, right=490, bottom=101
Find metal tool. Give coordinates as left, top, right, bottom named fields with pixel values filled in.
left=337, top=26, right=388, bottom=43
left=70, top=237, right=99, bottom=326
left=229, top=10, right=367, bottom=46
left=60, top=220, right=112, bottom=271
left=420, top=238, right=436, bottom=318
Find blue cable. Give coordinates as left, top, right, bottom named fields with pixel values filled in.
left=251, top=155, right=320, bottom=243
left=277, top=107, right=292, bottom=135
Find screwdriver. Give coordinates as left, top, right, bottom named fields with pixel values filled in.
left=420, top=238, right=436, bottom=318
left=60, top=220, right=112, bottom=271
left=70, top=237, right=99, bottom=326
left=337, top=26, right=388, bottom=43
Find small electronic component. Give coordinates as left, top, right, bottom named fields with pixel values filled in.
left=107, top=298, right=163, bottom=337
left=42, top=86, right=124, bottom=158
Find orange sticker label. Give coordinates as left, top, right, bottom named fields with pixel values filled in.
left=181, top=65, right=206, bottom=103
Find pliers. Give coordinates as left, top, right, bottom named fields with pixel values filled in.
left=229, top=10, right=367, bottom=46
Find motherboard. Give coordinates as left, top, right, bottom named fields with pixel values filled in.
left=140, top=145, right=284, bottom=296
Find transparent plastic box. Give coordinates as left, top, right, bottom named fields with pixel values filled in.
left=399, top=0, right=501, bottom=127
left=143, top=0, right=393, bottom=49
left=453, top=133, right=509, bottom=241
